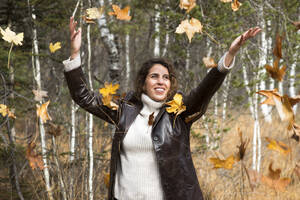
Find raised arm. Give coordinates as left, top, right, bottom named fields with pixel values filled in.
left=69, top=16, right=81, bottom=60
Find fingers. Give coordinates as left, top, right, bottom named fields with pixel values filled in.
left=71, top=28, right=81, bottom=41
left=69, top=16, right=78, bottom=36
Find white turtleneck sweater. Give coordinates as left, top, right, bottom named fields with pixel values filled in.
left=114, top=94, right=164, bottom=200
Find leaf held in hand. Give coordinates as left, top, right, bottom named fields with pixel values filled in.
left=266, top=137, right=291, bottom=155
left=264, top=58, right=286, bottom=82
left=175, top=18, right=203, bottom=43
left=231, top=0, right=242, bottom=11
left=49, top=42, right=61, bottom=53
left=26, top=142, right=44, bottom=170
left=179, top=0, right=196, bottom=13
left=209, top=155, right=235, bottom=170
left=202, top=57, right=217, bottom=68
left=0, top=27, right=23, bottom=45
left=108, top=5, right=131, bottom=21
left=36, top=100, right=52, bottom=123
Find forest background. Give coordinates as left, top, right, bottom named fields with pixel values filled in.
left=0, top=0, right=299, bottom=199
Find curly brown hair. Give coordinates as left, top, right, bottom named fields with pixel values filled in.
left=134, top=58, right=178, bottom=101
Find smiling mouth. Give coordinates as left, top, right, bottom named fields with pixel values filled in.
left=155, top=88, right=165, bottom=92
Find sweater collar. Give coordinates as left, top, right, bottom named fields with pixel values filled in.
left=141, top=93, right=163, bottom=114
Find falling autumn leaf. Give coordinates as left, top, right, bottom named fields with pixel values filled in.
left=49, top=42, right=61, bottom=53
left=220, top=0, right=232, bottom=2
left=261, top=163, right=291, bottom=192
left=148, top=112, right=155, bottom=126
left=202, top=57, right=218, bottom=68
left=87, top=7, right=104, bottom=19
left=236, top=128, right=249, bottom=161
left=108, top=5, right=131, bottom=21
left=209, top=155, right=236, bottom=170
left=0, top=27, right=24, bottom=46
left=36, top=100, right=52, bottom=123
left=99, top=82, right=119, bottom=97
left=101, top=95, right=119, bottom=110
left=273, top=95, right=294, bottom=130
left=292, top=21, right=300, bottom=31
left=179, top=0, right=196, bottom=13
left=273, top=34, right=283, bottom=59
left=175, top=18, right=203, bottom=43
left=166, top=93, right=186, bottom=116
left=26, top=142, right=44, bottom=170
left=288, top=93, right=300, bottom=107
left=0, top=104, right=16, bottom=119
left=264, top=58, right=286, bottom=82
left=231, top=0, right=242, bottom=11
left=257, top=88, right=280, bottom=105
left=266, top=137, right=291, bottom=155
left=104, top=172, right=110, bottom=188
left=32, top=89, right=48, bottom=101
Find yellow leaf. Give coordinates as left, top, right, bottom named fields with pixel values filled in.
left=179, top=0, right=196, bottom=13
left=231, top=0, right=242, bottom=11
left=175, top=18, right=203, bottom=43
left=49, top=42, right=61, bottom=53
left=0, top=27, right=23, bottom=46
left=86, top=7, right=104, bottom=19
left=108, top=5, right=131, bottom=21
left=202, top=57, right=217, bottom=68
left=36, top=101, right=52, bottom=123
left=99, top=82, right=119, bottom=97
left=0, top=104, right=16, bottom=119
left=165, top=93, right=186, bottom=115
left=209, top=155, right=235, bottom=170
left=266, top=137, right=291, bottom=155
left=104, top=172, right=110, bottom=188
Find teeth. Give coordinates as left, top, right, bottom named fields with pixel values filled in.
left=155, top=88, right=164, bottom=92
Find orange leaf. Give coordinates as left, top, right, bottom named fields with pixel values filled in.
left=175, top=18, right=203, bottom=43
left=108, top=5, right=131, bottom=21
left=266, top=137, right=291, bottom=155
left=36, top=100, right=52, bottom=123
left=257, top=88, right=280, bottom=105
left=264, top=58, right=286, bottom=82
left=179, top=0, right=196, bottom=13
left=209, top=155, right=235, bottom=170
left=104, top=172, right=110, bottom=188
left=26, top=142, right=45, bottom=170
left=273, top=34, right=283, bottom=59
left=202, top=57, right=217, bottom=68
left=273, top=95, right=294, bottom=130
left=231, top=0, right=242, bottom=11
left=101, top=95, right=119, bottom=110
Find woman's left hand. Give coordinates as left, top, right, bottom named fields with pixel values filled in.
left=228, top=27, right=262, bottom=56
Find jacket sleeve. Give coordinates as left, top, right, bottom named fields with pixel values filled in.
left=181, top=67, right=228, bottom=124
left=64, top=67, right=119, bottom=124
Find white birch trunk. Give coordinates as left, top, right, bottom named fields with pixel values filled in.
left=31, top=6, right=54, bottom=200
left=87, top=22, right=94, bottom=200
left=154, top=4, right=160, bottom=57
left=258, top=4, right=272, bottom=123
left=185, top=46, right=190, bottom=71
left=125, top=33, right=130, bottom=88
left=97, top=0, right=120, bottom=81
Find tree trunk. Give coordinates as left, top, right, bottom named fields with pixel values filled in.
left=154, top=4, right=160, bottom=57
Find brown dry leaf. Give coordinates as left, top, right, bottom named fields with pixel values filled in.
left=179, top=0, right=196, bottom=13
left=231, top=0, right=242, bottom=11
left=292, top=21, right=300, bottom=31
left=104, top=172, right=110, bottom=188
left=273, top=95, right=294, bottom=130
left=202, top=57, right=217, bottom=68
left=236, top=128, right=249, bottom=161
left=257, top=88, right=280, bottom=105
left=266, top=137, right=291, bottom=155
left=264, top=58, right=286, bottom=82
left=32, top=89, right=48, bottom=101
left=47, top=122, right=62, bottom=137
left=175, top=18, right=203, bottom=43
left=291, top=123, right=300, bottom=142
left=148, top=112, right=154, bottom=126
left=36, top=100, right=52, bottom=123
left=108, top=5, right=131, bottom=21
left=288, top=93, right=300, bottom=107
left=273, top=34, right=283, bottom=59
left=209, top=155, right=235, bottom=170
left=0, top=104, right=16, bottom=119
left=26, top=142, right=44, bottom=170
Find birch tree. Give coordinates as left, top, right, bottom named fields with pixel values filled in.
left=154, top=4, right=160, bottom=57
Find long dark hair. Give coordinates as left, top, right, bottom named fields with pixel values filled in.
left=134, top=58, right=178, bottom=101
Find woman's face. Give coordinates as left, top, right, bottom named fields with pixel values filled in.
left=143, top=64, right=171, bottom=102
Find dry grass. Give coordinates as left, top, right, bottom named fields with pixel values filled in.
left=191, top=113, right=300, bottom=200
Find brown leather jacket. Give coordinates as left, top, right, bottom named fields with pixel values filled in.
left=64, top=67, right=228, bottom=200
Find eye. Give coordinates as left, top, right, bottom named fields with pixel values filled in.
left=150, top=74, right=158, bottom=78
left=163, top=74, right=170, bottom=80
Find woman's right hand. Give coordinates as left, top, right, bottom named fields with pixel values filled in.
left=69, top=16, right=81, bottom=60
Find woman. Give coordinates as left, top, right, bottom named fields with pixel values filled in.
left=63, top=17, right=261, bottom=200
